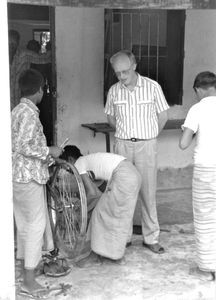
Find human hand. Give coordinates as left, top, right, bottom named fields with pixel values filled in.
left=48, top=146, right=63, bottom=158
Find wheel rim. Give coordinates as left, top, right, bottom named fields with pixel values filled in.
left=47, top=161, right=87, bottom=257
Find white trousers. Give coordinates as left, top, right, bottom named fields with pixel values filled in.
left=90, top=160, right=141, bottom=259
left=114, top=138, right=160, bottom=244
left=13, top=181, right=54, bottom=269
left=193, top=165, right=216, bottom=272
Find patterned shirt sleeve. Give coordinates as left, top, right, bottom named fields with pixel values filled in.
left=18, top=110, right=49, bottom=160
left=182, top=104, right=199, bottom=133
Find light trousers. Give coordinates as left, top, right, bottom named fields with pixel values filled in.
left=89, top=160, right=141, bottom=259
left=193, top=165, right=216, bottom=272
left=114, top=138, right=160, bottom=244
left=13, top=181, right=54, bottom=269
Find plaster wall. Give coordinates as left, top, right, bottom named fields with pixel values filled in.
left=55, top=8, right=216, bottom=169
left=162, top=9, right=216, bottom=169
left=169, top=9, right=216, bottom=120
left=55, top=7, right=107, bottom=153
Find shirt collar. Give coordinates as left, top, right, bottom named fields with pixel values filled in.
left=20, top=97, right=39, bottom=113
left=119, top=73, right=143, bottom=89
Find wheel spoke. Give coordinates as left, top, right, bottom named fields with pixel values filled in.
left=47, top=161, right=87, bottom=257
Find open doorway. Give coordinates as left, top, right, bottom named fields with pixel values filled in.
left=7, top=3, right=56, bottom=146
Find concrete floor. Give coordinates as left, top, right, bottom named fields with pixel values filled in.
left=15, top=187, right=216, bottom=300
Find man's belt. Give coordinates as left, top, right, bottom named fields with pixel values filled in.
left=126, top=138, right=146, bottom=142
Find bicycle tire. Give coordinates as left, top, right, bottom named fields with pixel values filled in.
left=47, top=160, right=88, bottom=258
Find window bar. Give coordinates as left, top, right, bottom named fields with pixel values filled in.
left=139, top=12, right=142, bottom=67
left=156, top=14, right=160, bottom=81
left=121, top=13, right=123, bottom=50
left=111, top=11, right=114, bottom=55
left=130, top=13, right=132, bottom=52
left=109, top=11, right=112, bottom=56
left=147, top=14, right=151, bottom=77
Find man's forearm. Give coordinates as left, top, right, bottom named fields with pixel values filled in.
left=107, top=115, right=116, bottom=129
left=81, top=174, right=102, bottom=199
left=158, top=110, right=168, bottom=133
left=158, top=118, right=167, bottom=133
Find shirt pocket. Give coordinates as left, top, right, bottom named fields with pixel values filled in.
left=137, top=97, right=154, bottom=105
left=114, top=100, right=127, bottom=116
left=137, top=100, right=155, bottom=114
left=113, top=99, right=128, bottom=106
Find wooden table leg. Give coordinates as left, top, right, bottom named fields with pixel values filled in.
left=105, top=133, right=110, bottom=152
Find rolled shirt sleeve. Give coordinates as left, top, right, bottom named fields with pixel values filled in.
left=154, top=83, right=169, bottom=114
left=105, top=87, right=115, bottom=116
left=182, top=105, right=199, bottom=134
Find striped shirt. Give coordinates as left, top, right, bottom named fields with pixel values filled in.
left=105, top=74, right=169, bottom=139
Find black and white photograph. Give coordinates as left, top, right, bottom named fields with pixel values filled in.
left=0, top=1, right=216, bottom=299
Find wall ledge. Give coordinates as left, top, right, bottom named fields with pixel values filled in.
left=8, top=0, right=216, bottom=9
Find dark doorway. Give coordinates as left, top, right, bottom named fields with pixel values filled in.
left=104, top=9, right=185, bottom=106
left=8, top=3, right=56, bottom=146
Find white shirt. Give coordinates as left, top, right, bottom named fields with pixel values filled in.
left=74, top=153, right=126, bottom=181
left=105, top=74, right=169, bottom=139
left=183, top=96, right=216, bottom=165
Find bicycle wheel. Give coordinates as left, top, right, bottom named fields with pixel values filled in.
left=47, top=160, right=88, bottom=258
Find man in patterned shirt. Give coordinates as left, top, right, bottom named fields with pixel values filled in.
left=105, top=50, right=169, bottom=254
left=11, top=69, right=62, bottom=297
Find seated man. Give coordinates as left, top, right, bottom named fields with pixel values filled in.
left=60, top=145, right=141, bottom=263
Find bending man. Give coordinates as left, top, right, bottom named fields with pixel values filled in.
left=61, top=145, right=141, bottom=262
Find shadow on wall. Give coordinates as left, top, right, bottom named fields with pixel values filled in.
left=133, top=165, right=194, bottom=228
left=157, top=165, right=193, bottom=190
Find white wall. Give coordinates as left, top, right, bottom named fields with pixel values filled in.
left=183, top=10, right=216, bottom=110
left=55, top=7, right=107, bottom=153
left=55, top=8, right=216, bottom=168
left=168, top=9, right=216, bottom=120
left=162, top=9, right=216, bottom=168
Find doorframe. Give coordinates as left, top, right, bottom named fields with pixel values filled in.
left=49, top=6, right=57, bottom=145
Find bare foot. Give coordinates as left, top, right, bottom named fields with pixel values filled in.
left=22, top=279, right=45, bottom=292
left=20, top=284, right=48, bottom=299
left=189, top=266, right=215, bottom=281
left=22, top=269, right=48, bottom=296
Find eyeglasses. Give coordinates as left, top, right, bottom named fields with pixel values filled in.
left=114, top=65, right=133, bottom=78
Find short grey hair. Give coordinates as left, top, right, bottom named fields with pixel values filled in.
left=110, top=50, right=136, bottom=67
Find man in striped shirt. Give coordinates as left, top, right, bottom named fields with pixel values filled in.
left=105, top=50, right=169, bottom=254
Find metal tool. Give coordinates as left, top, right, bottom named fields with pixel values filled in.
left=60, top=137, right=69, bottom=149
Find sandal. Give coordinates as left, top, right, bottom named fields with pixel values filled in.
left=18, top=287, right=49, bottom=299
left=142, top=242, right=165, bottom=254
left=43, top=256, right=71, bottom=277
